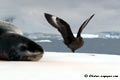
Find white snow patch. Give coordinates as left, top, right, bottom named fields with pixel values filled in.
left=74, top=34, right=99, bottom=38
left=81, top=34, right=99, bottom=38
left=35, top=40, right=52, bottom=42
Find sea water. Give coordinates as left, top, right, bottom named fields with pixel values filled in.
left=24, top=32, right=120, bottom=55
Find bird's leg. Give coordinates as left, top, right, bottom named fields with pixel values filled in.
left=72, top=49, right=75, bottom=53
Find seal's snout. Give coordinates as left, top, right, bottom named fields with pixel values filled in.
left=26, top=41, right=44, bottom=61
left=27, top=41, right=44, bottom=53
left=27, top=52, right=43, bottom=61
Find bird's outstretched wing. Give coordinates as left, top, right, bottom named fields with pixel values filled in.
left=77, top=14, right=95, bottom=37
left=44, top=13, right=75, bottom=45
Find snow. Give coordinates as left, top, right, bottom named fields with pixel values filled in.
left=81, top=34, right=99, bottom=38
left=35, top=40, right=52, bottom=42
left=74, top=34, right=99, bottom=38
left=0, top=52, right=120, bottom=80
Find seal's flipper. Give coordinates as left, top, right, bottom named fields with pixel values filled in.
left=77, top=14, right=95, bottom=37
left=44, top=13, right=75, bottom=45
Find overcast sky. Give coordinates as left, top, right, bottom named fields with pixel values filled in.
left=0, top=0, right=120, bottom=34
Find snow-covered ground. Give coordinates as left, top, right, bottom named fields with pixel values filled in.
left=0, top=52, right=120, bottom=80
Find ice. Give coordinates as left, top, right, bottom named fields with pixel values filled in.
left=35, top=40, right=52, bottom=42
left=81, top=34, right=99, bottom=38
left=0, top=52, right=120, bottom=80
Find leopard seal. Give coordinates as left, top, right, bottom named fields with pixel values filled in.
left=0, top=20, right=44, bottom=61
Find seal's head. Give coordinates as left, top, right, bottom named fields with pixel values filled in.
left=0, top=33, right=44, bottom=61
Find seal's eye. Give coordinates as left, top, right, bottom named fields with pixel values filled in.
left=20, top=45, right=27, bottom=51
left=18, top=44, right=27, bottom=51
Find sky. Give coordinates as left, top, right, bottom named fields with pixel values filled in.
left=0, top=0, right=120, bottom=34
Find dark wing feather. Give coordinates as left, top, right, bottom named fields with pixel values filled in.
left=77, top=14, right=95, bottom=37
left=44, top=13, right=75, bottom=45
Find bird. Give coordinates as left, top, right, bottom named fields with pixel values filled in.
left=44, top=13, right=95, bottom=52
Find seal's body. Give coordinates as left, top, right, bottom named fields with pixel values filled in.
left=44, top=13, right=94, bottom=52
left=0, top=20, right=23, bottom=35
left=0, top=20, right=44, bottom=61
